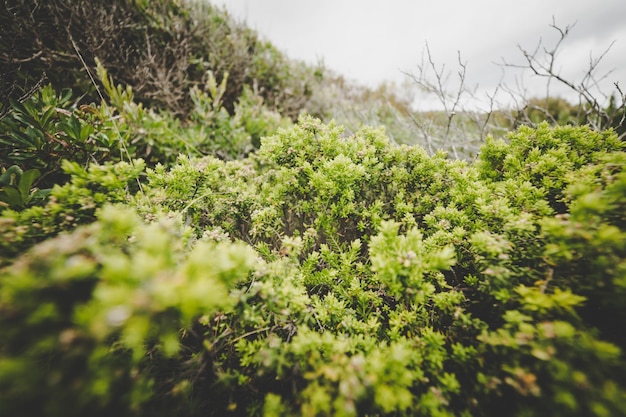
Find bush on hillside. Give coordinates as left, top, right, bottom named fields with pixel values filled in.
left=0, top=70, right=289, bottom=187
left=0, top=0, right=322, bottom=120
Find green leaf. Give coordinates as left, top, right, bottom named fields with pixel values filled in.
left=30, top=188, right=52, bottom=202
left=0, top=186, right=22, bottom=207
left=18, top=169, right=40, bottom=201
left=0, top=165, right=23, bottom=186
left=39, top=106, right=58, bottom=130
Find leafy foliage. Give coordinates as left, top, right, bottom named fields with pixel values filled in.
left=1, top=3, right=626, bottom=415
left=0, top=165, right=50, bottom=210
left=0, top=205, right=256, bottom=417
left=0, top=158, right=145, bottom=267
left=2, top=116, right=625, bottom=416
left=0, top=85, right=114, bottom=187
left=0, top=0, right=322, bottom=120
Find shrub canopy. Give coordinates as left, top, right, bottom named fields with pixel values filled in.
left=1, top=114, right=625, bottom=416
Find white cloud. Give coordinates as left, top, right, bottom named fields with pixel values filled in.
left=211, top=0, right=626, bottom=108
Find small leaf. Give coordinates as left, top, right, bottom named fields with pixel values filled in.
left=30, top=188, right=52, bottom=202
left=18, top=169, right=40, bottom=200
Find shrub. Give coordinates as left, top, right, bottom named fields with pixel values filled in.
left=0, top=205, right=257, bottom=417
left=1, top=119, right=625, bottom=416
left=0, top=85, right=119, bottom=188
left=477, top=122, right=625, bottom=212
left=0, top=0, right=322, bottom=120
left=0, top=159, right=145, bottom=266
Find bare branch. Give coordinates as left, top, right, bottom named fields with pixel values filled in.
left=495, top=17, right=624, bottom=135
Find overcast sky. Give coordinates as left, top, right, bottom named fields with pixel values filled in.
left=210, top=0, right=626, bottom=109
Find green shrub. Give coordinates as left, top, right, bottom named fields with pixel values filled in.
left=96, top=62, right=291, bottom=164
left=1, top=120, right=624, bottom=416
left=144, top=117, right=465, bottom=249
left=0, top=85, right=119, bottom=187
left=0, top=205, right=256, bottom=417
left=0, top=159, right=145, bottom=266
left=137, top=119, right=626, bottom=415
left=477, top=122, right=624, bottom=211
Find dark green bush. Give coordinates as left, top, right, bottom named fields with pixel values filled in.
left=0, top=74, right=289, bottom=210
left=0, top=165, right=50, bottom=210
left=0, top=0, right=322, bottom=120
left=0, top=85, right=116, bottom=188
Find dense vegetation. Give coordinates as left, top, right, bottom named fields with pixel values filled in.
left=1, top=1, right=625, bottom=416
left=0, top=0, right=323, bottom=120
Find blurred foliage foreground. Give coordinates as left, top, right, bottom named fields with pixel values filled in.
left=1, top=77, right=626, bottom=417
